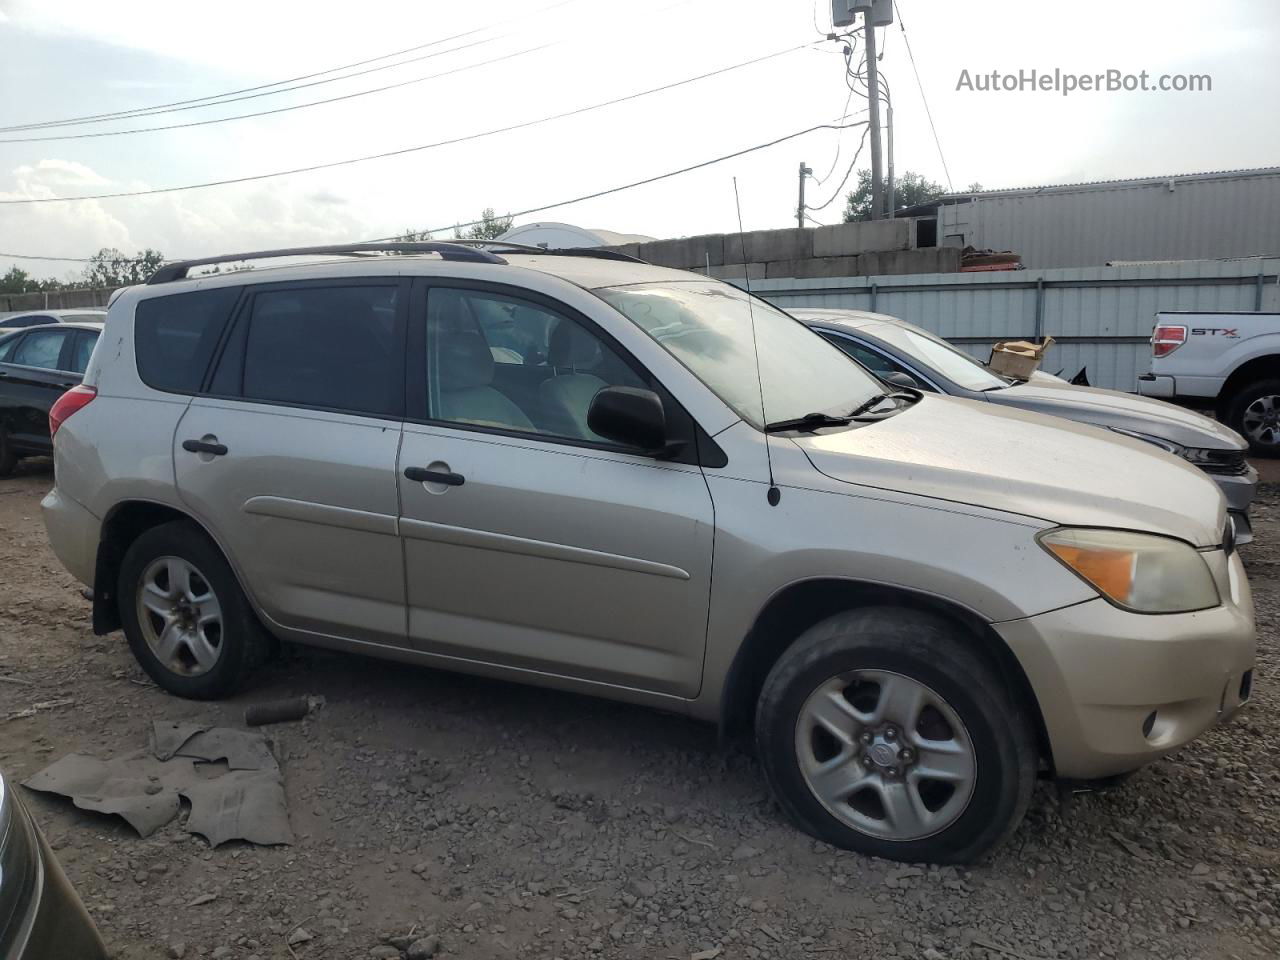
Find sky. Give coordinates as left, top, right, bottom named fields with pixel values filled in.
left=0, top=0, right=1277, bottom=282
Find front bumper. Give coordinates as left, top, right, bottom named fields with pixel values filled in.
left=4, top=789, right=107, bottom=960
left=1206, top=465, right=1258, bottom=545
left=995, top=549, right=1256, bottom=780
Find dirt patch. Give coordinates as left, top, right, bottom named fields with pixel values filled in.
left=2, top=462, right=1278, bottom=960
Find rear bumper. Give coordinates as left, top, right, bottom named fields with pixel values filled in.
left=996, top=552, right=1256, bottom=780
left=1136, top=373, right=1175, bottom=398
left=40, top=487, right=99, bottom=588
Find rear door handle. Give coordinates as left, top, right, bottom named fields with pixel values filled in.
left=404, top=466, right=464, bottom=486
left=182, top=438, right=228, bottom=456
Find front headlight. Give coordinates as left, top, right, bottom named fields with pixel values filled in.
left=1038, top=527, right=1220, bottom=613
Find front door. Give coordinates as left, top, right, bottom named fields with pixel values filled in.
left=173, top=279, right=409, bottom=647
left=397, top=282, right=715, bottom=698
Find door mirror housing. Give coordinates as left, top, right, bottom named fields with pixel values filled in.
left=883, top=370, right=920, bottom=390
left=588, top=386, right=667, bottom=452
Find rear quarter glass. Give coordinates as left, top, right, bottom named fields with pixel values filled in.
left=134, top=287, right=240, bottom=393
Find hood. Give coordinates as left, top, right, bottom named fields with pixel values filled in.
left=986, top=380, right=1246, bottom=451
left=794, top=395, right=1226, bottom=546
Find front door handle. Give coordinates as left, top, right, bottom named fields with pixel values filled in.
left=182, top=438, right=228, bottom=456
left=404, top=466, right=464, bottom=486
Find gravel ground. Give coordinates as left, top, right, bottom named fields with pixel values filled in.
left=1, top=461, right=1278, bottom=960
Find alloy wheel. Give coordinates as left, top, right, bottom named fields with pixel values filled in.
left=136, top=556, right=224, bottom=677
left=1242, top=394, right=1280, bottom=446
left=794, top=669, right=976, bottom=841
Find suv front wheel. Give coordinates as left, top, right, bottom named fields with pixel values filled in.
left=118, top=520, right=265, bottom=699
left=756, top=607, right=1036, bottom=864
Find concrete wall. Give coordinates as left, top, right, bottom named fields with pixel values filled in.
left=1, top=287, right=115, bottom=313
left=746, top=257, right=1280, bottom=392
left=600, top=220, right=959, bottom=279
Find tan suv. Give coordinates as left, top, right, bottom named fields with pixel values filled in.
left=42, top=242, right=1255, bottom=863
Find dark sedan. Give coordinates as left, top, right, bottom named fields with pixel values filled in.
left=0, top=322, right=100, bottom=476
left=1, top=769, right=107, bottom=958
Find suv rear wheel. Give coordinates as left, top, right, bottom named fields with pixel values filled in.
left=118, top=520, right=264, bottom=699
left=756, top=607, right=1036, bottom=864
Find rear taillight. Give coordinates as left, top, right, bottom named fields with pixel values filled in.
left=49, top=385, right=96, bottom=438
left=1152, top=324, right=1187, bottom=358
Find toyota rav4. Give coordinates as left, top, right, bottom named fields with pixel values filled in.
left=41, top=242, right=1256, bottom=863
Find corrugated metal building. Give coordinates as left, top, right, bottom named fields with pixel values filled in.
left=912, top=167, right=1280, bottom=270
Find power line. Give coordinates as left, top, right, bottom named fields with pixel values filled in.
left=805, top=124, right=870, bottom=212
left=893, top=0, right=952, bottom=190
left=0, top=43, right=555, bottom=144
left=0, top=251, right=102, bottom=263
left=2, top=119, right=867, bottom=264
left=0, top=43, right=816, bottom=206
left=371, top=120, right=868, bottom=238
left=0, top=0, right=580, bottom=133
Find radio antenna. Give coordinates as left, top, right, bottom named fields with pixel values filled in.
left=733, top=177, right=780, bottom=506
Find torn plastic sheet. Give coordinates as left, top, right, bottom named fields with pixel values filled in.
left=23, top=723, right=292, bottom=846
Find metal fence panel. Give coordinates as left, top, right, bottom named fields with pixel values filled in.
left=749, top=258, right=1280, bottom=391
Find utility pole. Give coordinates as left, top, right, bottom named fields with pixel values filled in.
left=863, top=12, right=885, bottom=221
left=797, top=162, right=812, bottom=228
left=885, top=100, right=895, bottom=219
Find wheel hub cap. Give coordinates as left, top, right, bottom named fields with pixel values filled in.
left=794, top=669, right=977, bottom=842
left=136, top=556, right=224, bottom=678
left=1243, top=395, right=1280, bottom=443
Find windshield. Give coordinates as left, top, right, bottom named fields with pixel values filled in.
left=598, top=282, right=884, bottom=427
left=868, top=323, right=1008, bottom=392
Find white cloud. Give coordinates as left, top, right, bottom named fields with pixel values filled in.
left=0, top=159, right=373, bottom=274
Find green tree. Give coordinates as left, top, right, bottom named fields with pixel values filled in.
left=843, top=170, right=947, bottom=222
left=452, top=208, right=513, bottom=241
left=0, top=266, right=35, bottom=294
left=82, top=248, right=166, bottom=287
left=0, top=265, right=69, bottom=294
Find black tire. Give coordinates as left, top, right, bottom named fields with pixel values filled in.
left=1225, top=378, right=1280, bottom=456
left=0, top=428, right=17, bottom=477
left=755, top=607, right=1036, bottom=864
left=118, top=520, right=264, bottom=699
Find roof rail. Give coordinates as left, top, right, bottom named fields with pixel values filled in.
left=449, top=238, right=647, bottom=264
left=147, top=242, right=506, bottom=284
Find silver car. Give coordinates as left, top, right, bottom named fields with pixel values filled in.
left=798, top=309, right=1258, bottom=542
left=41, top=242, right=1255, bottom=864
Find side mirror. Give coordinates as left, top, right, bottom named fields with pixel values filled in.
left=588, top=386, right=667, bottom=452
left=883, top=371, right=920, bottom=390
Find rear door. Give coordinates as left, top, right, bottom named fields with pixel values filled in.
left=173, top=279, right=409, bottom=647
left=0, top=327, right=80, bottom=453
left=396, top=280, right=715, bottom=697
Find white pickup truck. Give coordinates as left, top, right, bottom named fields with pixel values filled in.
left=1138, top=310, right=1280, bottom=455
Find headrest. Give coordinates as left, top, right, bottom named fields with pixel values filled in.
left=437, top=332, right=495, bottom=391
left=548, top=319, right=602, bottom=370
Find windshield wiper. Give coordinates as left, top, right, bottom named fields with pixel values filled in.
left=848, top=391, right=916, bottom=416
left=763, top=412, right=854, bottom=433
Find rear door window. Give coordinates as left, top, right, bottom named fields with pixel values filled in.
left=220, top=284, right=404, bottom=417
left=135, top=287, right=240, bottom=393
left=69, top=330, right=99, bottom=374
left=12, top=329, right=70, bottom=369
left=0, top=334, right=19, bottom=362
